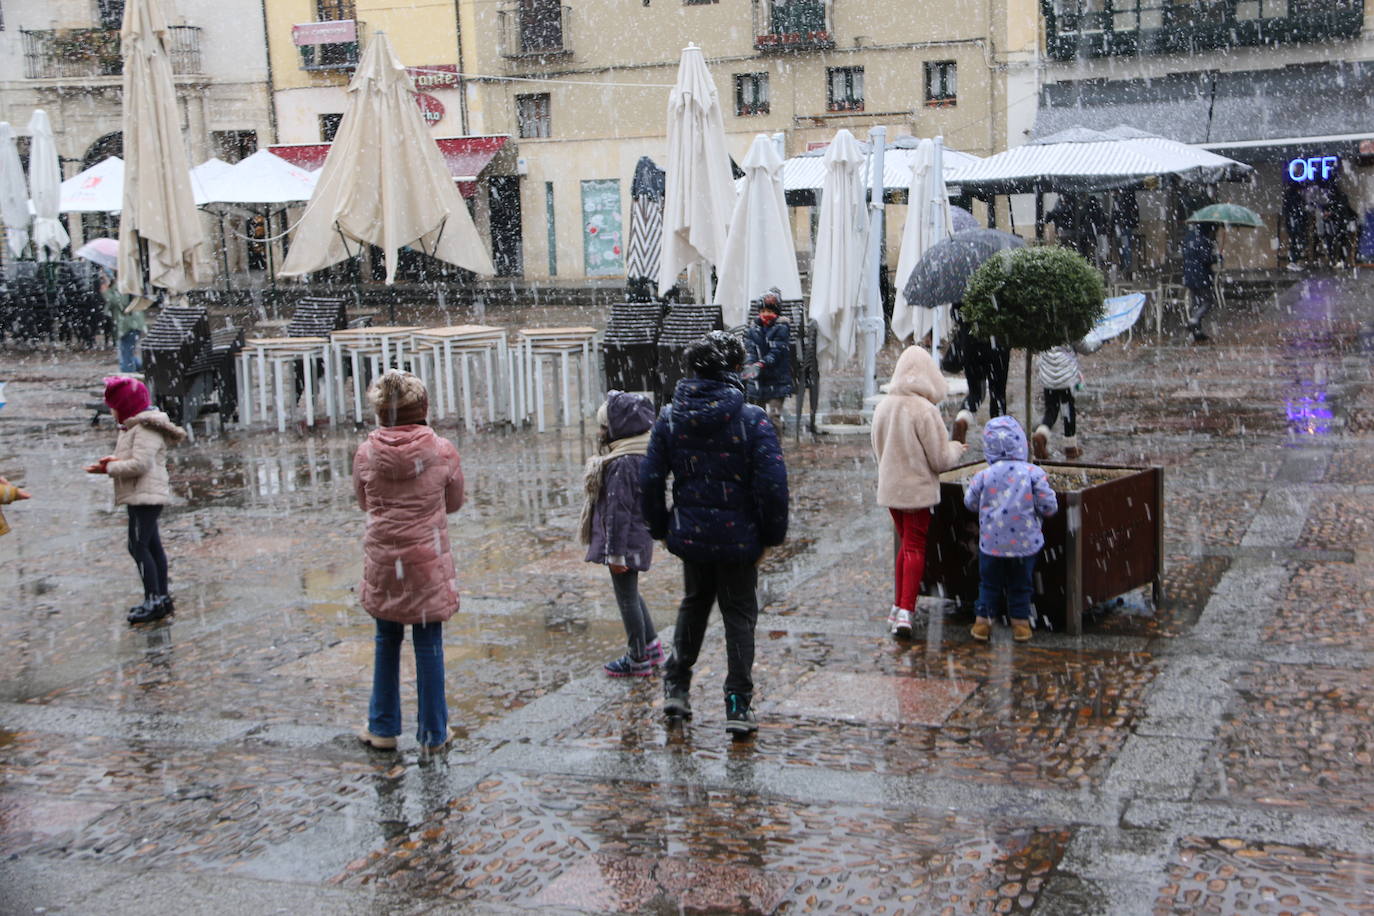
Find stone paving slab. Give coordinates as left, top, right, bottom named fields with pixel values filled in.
left=1199, top=663, right=1374, bottom=816
left=1153, top=836, right=1374, bottom=915
left=332, top=770, right=1073, bottom=914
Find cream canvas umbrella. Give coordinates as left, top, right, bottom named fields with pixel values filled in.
left=657, top=43, right=735, bottom=299
left=0, top=122, right=30, bottom=258
left=808, top=129, right=867, bottom=372
left=117, top=0, right=202, bottom=294
left=891, top=137, right=954, bottom=346
left=715, top=133, right=801, bottom=327
left=280, top=33, right=494, bottom=283
left=27, top=110, right=69, bottom=260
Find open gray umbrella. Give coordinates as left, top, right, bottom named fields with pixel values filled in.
left=902, top=228, right=1025, bottom=308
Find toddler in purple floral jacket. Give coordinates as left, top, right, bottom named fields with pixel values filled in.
left=963, top=416, right=1058, bottom=643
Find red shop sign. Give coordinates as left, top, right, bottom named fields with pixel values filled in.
left=414, top=93, right=445, bottom=127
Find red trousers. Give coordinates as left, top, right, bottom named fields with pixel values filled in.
left=890, top=507, right=932, bottom=612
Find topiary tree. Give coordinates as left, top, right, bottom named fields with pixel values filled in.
left=961, top=245, right=1107, bottom=448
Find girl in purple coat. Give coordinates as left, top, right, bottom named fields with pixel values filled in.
left=963, top=416, right=1058, bottom=643
left=579, top=391, right=666, bottom=676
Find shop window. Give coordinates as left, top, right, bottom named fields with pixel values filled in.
left=96, top=0, right=125, bottom=29
left=735, top=73, right=770, bottom=116
left=827, top=66, right=863, bottom=112
left=319, top=113, right=343, bottom=142
left=517, top=93, right=551, bottom=138
left=924, top=61, right=957, bottom=106
left=316, top=0, right=355, bottom=19
left=212, top=130, right=258, bottom=163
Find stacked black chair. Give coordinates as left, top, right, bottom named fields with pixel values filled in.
left=285, top=295, right=349, bottom=338
left=602, top=301, right=665, bottom=394
left=185, top=326, right=245, bottom=423
left=654, top=303, right=724, bottom=406
left=142, top=305, right=211, bottom=426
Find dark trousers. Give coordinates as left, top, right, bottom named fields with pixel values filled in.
left=664, top=559, right=759, bottom=701
left=975, top=551, right=1036, bottom=622
left=963, top=344, right=1011, bottom=418
left=610, top=568, right=657, bottom=660
left=1040, top=387, right=1077, bottom=437
left=1187, top=285, right=1216, bottom=332
left=127, top=505, right=168, bottom=599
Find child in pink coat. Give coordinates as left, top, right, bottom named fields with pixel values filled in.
left=352, top=371, right=464, bottom=755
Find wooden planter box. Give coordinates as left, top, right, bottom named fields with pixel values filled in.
left=920, top=461, right=1164, bottom=635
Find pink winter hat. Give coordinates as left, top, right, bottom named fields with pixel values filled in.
left=103, top=376, right=150, bottom=421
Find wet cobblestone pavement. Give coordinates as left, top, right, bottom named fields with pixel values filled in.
left=2, top=273, right=1372, bottom=913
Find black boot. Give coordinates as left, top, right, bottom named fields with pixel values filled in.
left=127, top=595, right=172, bottom=624
left=725, top=693, right=758, bottom=735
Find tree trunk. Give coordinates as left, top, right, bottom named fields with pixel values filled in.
left=1024, top=349, right=1034, bottom=447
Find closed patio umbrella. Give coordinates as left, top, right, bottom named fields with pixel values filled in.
left=117, top=0, right=203, bottom=294
left=625, top=156, right=665, bottom=297
left=657, top=43, right=735, bottom=299
left=27, top=109, right=69, bottom=260
left=0, top=122, right=30, bottom=258
left=892, top=137, right=953, bottom=346
left=715, top=133, right=801, bottom=327
left=280, top=33, right=493, bottom=283
left=808, top=129, right=867, bottom=372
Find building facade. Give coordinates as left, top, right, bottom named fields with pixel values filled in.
left=1034, top=0, right=1374, bottom=271
left=0, top=0, right=273, bottom=260
left=262, top=0, right=1041, bottom=283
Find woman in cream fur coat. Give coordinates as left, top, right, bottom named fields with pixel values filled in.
left=871, top=346, right=967, bottom=638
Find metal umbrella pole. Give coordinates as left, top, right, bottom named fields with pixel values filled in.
left=860, top=126, right=887, bottom=403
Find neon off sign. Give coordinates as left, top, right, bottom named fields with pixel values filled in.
left=1287, top=155, right=1340, bottom=183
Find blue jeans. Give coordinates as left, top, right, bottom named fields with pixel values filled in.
left=368, top=619, right=447, bottom=746
left=118, top=331, right=142, bottom=373
left=975, top=552, right=1037, bottom=621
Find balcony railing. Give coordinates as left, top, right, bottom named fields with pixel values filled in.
left=296, top=20, right=365, bottom=71
left=1043, top=0, right=1363, bottom=59
left=497, top=2, right=572, bottom=60
left=753, top=0, right=834, bottom=52
left=22, top=26, right=202, bottom=80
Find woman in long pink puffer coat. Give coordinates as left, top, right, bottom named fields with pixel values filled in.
left=352, top=370, right=464, bottom=755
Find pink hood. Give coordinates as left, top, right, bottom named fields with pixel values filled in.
left=352, top=425, right=465, bottom=625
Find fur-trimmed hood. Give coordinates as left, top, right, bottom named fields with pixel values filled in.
left=121, top=409, right=188, bottom=444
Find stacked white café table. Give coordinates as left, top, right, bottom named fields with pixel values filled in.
left=407, top=325, right=512, bottom=431
left=237, top=336, right=332, bottom=432
left=328, top=326, right=421, bottom=425
left=514, top=326, right=599, bottom=431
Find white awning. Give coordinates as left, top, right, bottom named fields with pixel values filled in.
left=750, top=142, right=982, bottom=198
left=197, top=149, right=319, bottom=207
left=59, top=156, right=124, bottom=213
left=944, top=126, right=1252, bottom=195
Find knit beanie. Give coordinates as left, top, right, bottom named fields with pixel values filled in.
left=103, top=376, right=150, bottom=423
left=367, top=369, right=429, bottom=426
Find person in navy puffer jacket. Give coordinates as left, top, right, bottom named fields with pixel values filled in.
left=642, top=331, right=789, bottom=735
left=743, top=292, right=793, bottom=428
left=962, top=416, right=1058, bottom=644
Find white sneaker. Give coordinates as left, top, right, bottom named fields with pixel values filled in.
left=889, top=608, right=913, bottom=639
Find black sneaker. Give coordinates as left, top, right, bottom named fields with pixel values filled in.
left=663, top=684, right=692, bottom=719
left=725, top=693, right=758, bottom=735
left=127, top=596, right=172, bottom=624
